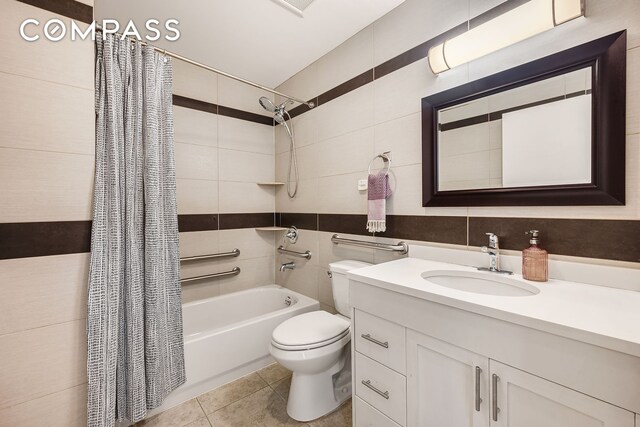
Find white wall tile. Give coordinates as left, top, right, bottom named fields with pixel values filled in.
left=218, top=75, right=275, bottom=117
left=0, top=72, right=94, bottom=155
left=276, top=263, right=319, bottom=300
left=177, top=178, right=218, bottom=214
left=275, top=178, right=319, bottom=213
left=627, top=46, right=640, bottom=136
left=179, top=230, right=220, bottom=259
left=0, top=254, right=89, bottom=336
left=218, top=149, right=274, bottom=182
left=0, top=383, right=86, bottom=427
left=218, top=181, right=275, bottom=213
left=373, top=0, right=469, bottom=65
left=0, top=1, right=94, bottom=90
left=317, top=172, right=368, bottom=214
left=175, top=143, right=218, bottom=180
left=374, top=57, right=469, bottom=125
left=217, top=256, right=275, bottom=294
left=317, top=231, right=375, bottom=269
left=173, top=106, right=217, bottom=147
left=218, top=228, right=276, bottom=260
left=275, top=108, right=319, bottom=154
left=275, top=62, right=319, bottom=105
left=316, top=25, right=375, bottom=95
left=182, top=280, right=221, bottom=304
left=315, top=127, right=376, bottom=177
left=218, top=116, right=274, bottom=155
left=0, top=148, right=94, bottom=222
left=0, top=320, right=86, bottom=409
left=314, top=83, right=375, bottom=142
left=173, top=59, right=217, bottom=104
left=374, top=112, right=422, bottom=167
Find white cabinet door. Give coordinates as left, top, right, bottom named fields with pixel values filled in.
left=490, top=360, right=635, bottom=427
left=407, top=330, right=490, bottom=427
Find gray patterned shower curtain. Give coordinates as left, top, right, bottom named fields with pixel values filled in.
left=87, top=33, right=185, bottom=426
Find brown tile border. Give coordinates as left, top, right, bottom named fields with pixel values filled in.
left=277, top=213, right=318, bottom=230
left=173, top=95, right=218, bottom=115
left=317, top=70, right=374, bottom=105
left=178, top=214, right=219, bottom=232
left=0, top=221, right=91, bottom=260
left=469, top=217, right=640, bottom=263
left=219, top=213, right=274, bottom=230
left=378, top=215, right=467, bottom=245
left=16, top=0, right=93, bottom=24
left=218, top=105, right=274, bottom=126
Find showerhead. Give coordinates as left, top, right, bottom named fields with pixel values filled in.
left=259, top=96, right=288, bottom=124
left=259, top=96, right=276, bottom=113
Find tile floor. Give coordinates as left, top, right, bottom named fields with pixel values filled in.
left=136, top=363, right=352, bottom=427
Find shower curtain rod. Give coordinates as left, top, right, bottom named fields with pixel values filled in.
left=95, top=26, right=315, bottom=109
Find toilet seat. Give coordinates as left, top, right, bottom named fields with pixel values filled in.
left=272, top=311, right=350, bottom=351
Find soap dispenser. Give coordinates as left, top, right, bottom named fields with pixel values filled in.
left=522, top=230, right=548, bottom=282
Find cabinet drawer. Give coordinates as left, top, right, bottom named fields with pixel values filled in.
left=355, top=352, right=407, bottom=426
left=355, top=396, right=401, bottom=427
left=355, top=310, right=406, bottom=374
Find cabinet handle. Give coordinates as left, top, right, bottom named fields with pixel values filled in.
left=361, top=379, right=390, bottom=400
left=475, top=366, right=482, bottom=412
left=492, top=374, right=500, bottom=422
left=361, top=333, right=389, bottom=349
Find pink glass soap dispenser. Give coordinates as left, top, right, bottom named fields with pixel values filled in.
left=522, top=230, right=548, bottom=282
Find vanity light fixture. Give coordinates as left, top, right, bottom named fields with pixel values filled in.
left=428, top=0, right=585, bottom=74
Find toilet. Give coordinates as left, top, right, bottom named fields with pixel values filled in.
left=269, top=260, right=372, bottom=421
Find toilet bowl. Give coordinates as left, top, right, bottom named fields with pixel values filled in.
left=269, top=260, right=372, bottom=422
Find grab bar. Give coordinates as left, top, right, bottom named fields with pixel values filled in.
left=277, top=246, right=312, bottom=260
left=180, top=248, right=240, bottom=262
left=181, top=267, right=241, bottom=283
left=331, top=234, right=408, bottom=255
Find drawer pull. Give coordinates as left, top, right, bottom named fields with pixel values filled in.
left=361, top=379, right=390, bottom=400
left=475, top=366, right=482, bottom=412
left=492, top=374, right=500, bottom=422
left=361, top=333, right=389, bottom=349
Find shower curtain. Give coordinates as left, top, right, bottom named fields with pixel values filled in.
left=87, top=33, right=185, bottom=426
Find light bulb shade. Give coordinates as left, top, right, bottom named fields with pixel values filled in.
left=428, top=0, right=584, bottom=74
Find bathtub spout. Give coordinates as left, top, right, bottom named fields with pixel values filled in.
left=280, top=262, right=296, bottom=272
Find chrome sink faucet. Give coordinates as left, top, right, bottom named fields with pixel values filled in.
left=478, top=233, right=512, bottom=275
left=280, top=262, right=295, bottom=272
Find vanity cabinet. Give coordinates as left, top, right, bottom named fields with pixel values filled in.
left=350, top=279, right=640, bottom=427
left=407, top=329, right=635, bottom=427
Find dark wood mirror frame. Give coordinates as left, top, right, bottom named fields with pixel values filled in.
left=422, top=31, right=626, bottom=207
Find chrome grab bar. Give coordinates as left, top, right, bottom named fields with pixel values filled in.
left=181, top=267, right=240, bottom=283
left=180, top=248, right=240, bottom=262
left=331, top=234, right=408, bottom=255
left=277, top=246, right=312, bottom=260
left=361, top=380, right=389, bottom=400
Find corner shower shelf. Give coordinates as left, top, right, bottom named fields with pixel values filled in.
left=256, top=182, right=285, bottom=186
left=255, top=227, right=288, bottom=231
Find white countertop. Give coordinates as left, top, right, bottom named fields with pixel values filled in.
left=348, top=257, right=640, bottom=358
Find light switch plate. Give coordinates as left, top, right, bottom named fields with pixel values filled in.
left=358, top=179, right=368, bottom=191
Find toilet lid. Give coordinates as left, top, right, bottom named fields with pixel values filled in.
left=272, top=311, right=350, bottom=350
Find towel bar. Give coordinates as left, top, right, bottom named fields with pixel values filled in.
left=181, top=267, right=241, bottom=283
left=180, top=248, right=240, bottom=262
left=331, top=234, right=408, bottom=255
left=277, top=246, right=312, bottom=260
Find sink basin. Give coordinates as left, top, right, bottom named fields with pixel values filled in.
left=421, top=270, right=540, bottom=297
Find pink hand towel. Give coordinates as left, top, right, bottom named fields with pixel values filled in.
left=367, top=171, right=392, bottom=233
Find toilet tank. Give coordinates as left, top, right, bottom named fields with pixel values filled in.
left=328, top=260, right=373, bottom=317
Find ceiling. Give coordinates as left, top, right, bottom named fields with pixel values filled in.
left=95, top=0, right=406, bottom=88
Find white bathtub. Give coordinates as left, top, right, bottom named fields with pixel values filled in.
left=155, top=285, right=319, bottom=412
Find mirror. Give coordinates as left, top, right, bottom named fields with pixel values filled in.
left=422, top=31, right=626, bottom=207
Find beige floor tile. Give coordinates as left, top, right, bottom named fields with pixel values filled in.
left=308, top=399, right=352, bottom=427
left=197, top=372, right=267, bottom=414
left=257, top=363, right=292, bottom=385
left=207, top=387, right=304, bottom=427
left=183, top=418, right=211, bottom=427
left=136, top=399, right=204, bottom=427
left=271, top=375, right=292, bottom=401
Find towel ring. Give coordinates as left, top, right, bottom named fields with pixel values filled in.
left=368, top=152, right=391, bottom=175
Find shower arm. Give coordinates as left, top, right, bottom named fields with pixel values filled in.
left=95, top=25, right=315, bottom=109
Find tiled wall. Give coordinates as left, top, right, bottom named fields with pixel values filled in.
left=172, top=60, right=277, bottom=303
left=274, top=0, right=640, bottom=309
left=0, top=1, right=94, bottom=425
left=0, top=0, right=277, bottom=424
